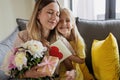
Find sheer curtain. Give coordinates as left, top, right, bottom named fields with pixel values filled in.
left=72, top=0, right=106, bottom=20
left=72, top=0, right=94, bottom=20
left=116, top=0, right=120, bottom=19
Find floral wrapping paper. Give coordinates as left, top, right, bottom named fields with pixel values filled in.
left=37, top=56, right=59, bottom=76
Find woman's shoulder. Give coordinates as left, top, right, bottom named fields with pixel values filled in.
left=18, top=30, right=27, bottom=35
left=18, top=30, right=30, bottom=42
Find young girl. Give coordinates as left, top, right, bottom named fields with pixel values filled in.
left=55, top=8, right=95, bottom=80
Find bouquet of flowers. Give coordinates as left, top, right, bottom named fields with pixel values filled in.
left=8, top=40, right=47, bottom=78
left=1, top=40, right=59, bottom=79
left=1, top=39, right=72, bottom=79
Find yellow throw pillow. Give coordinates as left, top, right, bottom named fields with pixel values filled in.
left=92, top=33, right=120, bottom=80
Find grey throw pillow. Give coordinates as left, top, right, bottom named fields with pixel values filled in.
left=16, top=18, right=28, bottom=31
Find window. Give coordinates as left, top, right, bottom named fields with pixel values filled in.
left=72, top=0, right=106, bottom=20
left=116, top=0, right=120, bottom=19
left=68, top=0, right=119, bottom=20
left=94, top=0, right=105, bottom=20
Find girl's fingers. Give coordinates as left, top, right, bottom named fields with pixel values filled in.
left=65, top=70, right=76, bottom=80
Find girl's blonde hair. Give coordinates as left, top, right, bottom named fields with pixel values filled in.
left=56, top=8, right=86, bottom=54
left=26, top=0, right=60, bottom=42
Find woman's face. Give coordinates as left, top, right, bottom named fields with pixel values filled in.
left=57, top=11, right=73, bottom=37
left=37, top=2, right=60, bottom=31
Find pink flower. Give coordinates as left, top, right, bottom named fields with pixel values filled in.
left=8, top=54, right=16, bottom=70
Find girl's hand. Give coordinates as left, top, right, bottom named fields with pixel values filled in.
left=65, top=69, right=76, bottom=80
left=24, top=66, right=47, bottom=78
left=68, top=55, right=85, bottom=64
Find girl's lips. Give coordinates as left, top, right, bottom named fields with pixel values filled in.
left=60, top=27, right=68, bottom=29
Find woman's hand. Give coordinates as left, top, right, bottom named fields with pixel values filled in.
left=24, top=66, right=47, bottom=78
left=65, top=69, right=76, bottom=80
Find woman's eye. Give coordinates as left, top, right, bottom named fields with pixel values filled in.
left=47, top=12, right=53, bottom=14
left=47, top=11, right=60, bottom=17
left=56, top=13, right=60, bottom=17
left=59, top=20, right=62, bottom=22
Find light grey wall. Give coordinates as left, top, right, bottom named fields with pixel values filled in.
left=0, top=0, right=34, bottom=41
left=58, top=0, right=70, bottom=9
left=0, top=0, right=70, bottom=41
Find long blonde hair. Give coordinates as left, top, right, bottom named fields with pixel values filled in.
left=56, top=8, right=86, bottom=54
left=27, top=0, right=60, bottom=42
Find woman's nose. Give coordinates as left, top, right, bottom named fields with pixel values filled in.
left=51, top=14, right=57, bottom=20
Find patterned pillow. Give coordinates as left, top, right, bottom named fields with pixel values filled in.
left=92, top=33, right=120, bottom=80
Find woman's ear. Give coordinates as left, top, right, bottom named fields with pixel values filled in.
left=37, top=11, right=41, bottom=20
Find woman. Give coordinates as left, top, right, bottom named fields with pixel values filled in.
left=11, top=0, right=60, bottom=78
left=2, top=0, right=79, bottom=79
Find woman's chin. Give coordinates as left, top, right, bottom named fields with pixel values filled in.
left=50, top=26, right=56, bottom=30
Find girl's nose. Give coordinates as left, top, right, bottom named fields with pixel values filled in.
left=62, top=20, right=66, bottom=25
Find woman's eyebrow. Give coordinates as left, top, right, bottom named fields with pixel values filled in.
left=48, top=9, right=59, bottom=12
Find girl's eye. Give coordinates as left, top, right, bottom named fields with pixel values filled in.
left=66, top=19, right=70, bottom=22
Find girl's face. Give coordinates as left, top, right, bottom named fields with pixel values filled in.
left=57, top=11, right=73, bottom=37
left=37, top=2, right=60, bottom=31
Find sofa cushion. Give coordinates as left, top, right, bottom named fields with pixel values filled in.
left=76, top=17, right=120, bottom=74
left=0, top=28, right=18, bottom=65
left=92, top=33, right=120, bottom=80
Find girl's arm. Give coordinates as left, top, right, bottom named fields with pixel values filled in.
left=63, top=58, right=76, bottom=80
left=68, top=55, right=85, bottom=64
left=63, top=58, right=74, bottom=71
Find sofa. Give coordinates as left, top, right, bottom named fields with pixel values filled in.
left=0, top=18, right=120, bottom=79
left=76, top=18, right=120, bottom=79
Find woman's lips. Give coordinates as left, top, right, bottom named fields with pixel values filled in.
left=48, top=21, right=57, bottom=25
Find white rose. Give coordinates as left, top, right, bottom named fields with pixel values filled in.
left=22, top=40, right=47, bottom=58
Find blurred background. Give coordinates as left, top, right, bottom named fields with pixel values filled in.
left=0, top=0, right=120, bottom=41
